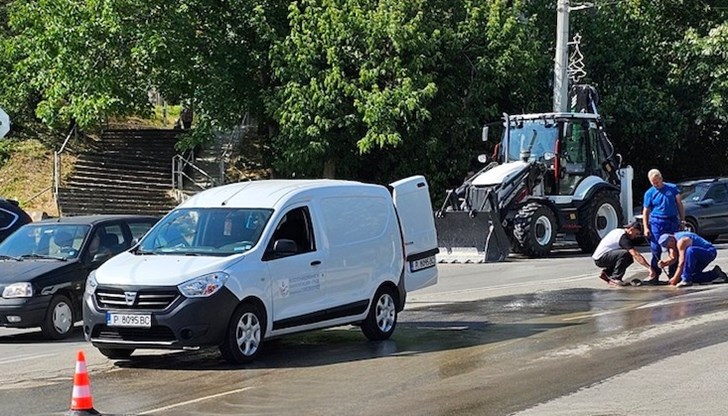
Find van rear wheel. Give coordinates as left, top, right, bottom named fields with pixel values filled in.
left=361, top=287, right=398, bottom=341
left=220, top=303, right=265, bottom=365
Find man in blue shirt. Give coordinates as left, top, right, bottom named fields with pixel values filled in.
left=658, top=232, right=727, bottom=287
left=642, top=169, right=685, bottom=283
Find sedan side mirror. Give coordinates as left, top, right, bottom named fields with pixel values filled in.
left=698, top=198, right=715, bottom=207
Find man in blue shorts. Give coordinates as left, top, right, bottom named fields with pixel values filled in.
left=642, top=169, right=685, bottom=284
left=658, top=232, right=727, bottom=287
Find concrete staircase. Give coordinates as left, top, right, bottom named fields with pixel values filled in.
left=57, top=129, right=181, bottom=216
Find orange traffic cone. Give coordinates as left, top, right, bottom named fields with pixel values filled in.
left=67, top=350, right=100, bottom=416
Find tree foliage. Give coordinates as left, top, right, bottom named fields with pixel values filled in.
left=0, top=0, right=726, bottom=197
left=270, top=0, right=546, bottom=188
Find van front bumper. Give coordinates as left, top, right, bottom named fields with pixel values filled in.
left=83, top=285, right=240, bottom=350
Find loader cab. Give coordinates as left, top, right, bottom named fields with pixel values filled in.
left=499, top=113, right=611, bottom=197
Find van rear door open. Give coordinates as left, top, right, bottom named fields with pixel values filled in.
left=390, top=176, right=438, bottom=292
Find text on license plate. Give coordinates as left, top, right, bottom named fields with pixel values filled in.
left=410, top=255, right=436, bottom=272
left=106, top=312, right=151, bottom=328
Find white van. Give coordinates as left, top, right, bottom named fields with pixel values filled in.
left=82, top=176, right=438, bottom=364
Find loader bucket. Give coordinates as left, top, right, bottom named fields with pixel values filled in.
left=435, top=210, right=511, bottom=263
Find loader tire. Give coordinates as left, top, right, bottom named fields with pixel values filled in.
left=513, top=202, right=557, bottom=258
left=575, top=191, right=623, bottom=253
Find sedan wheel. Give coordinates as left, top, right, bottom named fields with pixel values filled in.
left=41, top=294, right=75, bottom=340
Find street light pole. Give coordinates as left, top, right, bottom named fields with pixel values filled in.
left=553, top=0, right=570, bottom=113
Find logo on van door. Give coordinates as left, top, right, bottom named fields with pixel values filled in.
left=124, top=291, right=137, bottom=306
left=278, top=274, right=322, bottom=298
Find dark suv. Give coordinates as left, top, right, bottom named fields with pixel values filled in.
left=0, top=198, right=32, bottom=243
left=0, top=215, right=158, bottom=339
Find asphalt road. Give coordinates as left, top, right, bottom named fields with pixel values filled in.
left=2, top=246, right=728, bottom=415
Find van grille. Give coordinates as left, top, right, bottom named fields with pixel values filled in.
left=95, top=287, right=179, bottom=311
left=93, top=325, right=176, bottom=343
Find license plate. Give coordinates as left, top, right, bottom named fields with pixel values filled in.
left=106, top=312, right=151, bottom=328
left=410, top=255, right=436, bottom=272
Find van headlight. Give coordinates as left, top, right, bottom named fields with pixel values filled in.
left=178, top=272, right=229, bottom=298
left=85, top=271, right=98, bottom=295
left=3, top=282, right=33, bottom=298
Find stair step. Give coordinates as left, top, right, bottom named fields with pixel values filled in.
left=61, top=207, right=172, bottom=217
left=65, top=182, right=171, bottom=193
left=73, top=159, right=172, bottom=173
left=67, top=174, right=170, bottom=188
left=59, top=188, right=175, bottom=201
left=58, top=201, right=175, bottom=212
left=71, top=166, right=170, bottom=179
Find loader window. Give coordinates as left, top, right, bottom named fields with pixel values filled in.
left=502, top=121, right=557, bottom=162
left=559, top=121, right=593, bottom=195
left=564, top=122, right=588, bottom=173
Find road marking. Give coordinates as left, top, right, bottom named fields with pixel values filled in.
left=409, top=273, right=595, bottom=302
left=138, top=386, right=255, bottom=414
left=0, top=353, right=56, bottom=365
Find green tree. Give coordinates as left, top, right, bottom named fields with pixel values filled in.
left=270, top=0, right=546, bottom=190
left=1, top=0, right=289, bottom=147
left=3, top=0, right=153, bottom=128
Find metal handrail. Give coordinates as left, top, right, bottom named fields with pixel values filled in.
left=23, top=185, right=53, bottom=206
left=53, top=124, right=78, bottom=215
left=172, top=153, right=219, bottom=201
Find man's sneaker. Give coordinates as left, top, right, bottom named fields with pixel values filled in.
left=609, top=278, right=627, bottom=286
left=676, top=280, right=693, bottom=288
left=712, top=266, right=728, bottom=284
left=598, top=271, right=610, bottom=283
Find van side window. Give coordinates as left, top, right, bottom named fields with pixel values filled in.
left=267, top=207, right=315, bottom=258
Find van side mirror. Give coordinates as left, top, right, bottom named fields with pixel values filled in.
left=273, top=239, right=298, bottom=255
left=482, top=126, right=489, bottom=142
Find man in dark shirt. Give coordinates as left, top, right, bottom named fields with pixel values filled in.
left=592, top=221, right=652, bottom=285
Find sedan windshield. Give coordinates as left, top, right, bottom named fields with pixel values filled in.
left=681, top=183, right=710, bottom=202
left=0, top=224, right=90, bottom=259
left=138, top=208, right=273, bottom=256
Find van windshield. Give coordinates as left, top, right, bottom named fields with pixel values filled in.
left=138, top=208, right=273, bottom=256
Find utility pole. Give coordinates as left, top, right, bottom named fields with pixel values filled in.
left=553, top=0, right=570, bottom=113
left=553, top=1, right=595, bottom=112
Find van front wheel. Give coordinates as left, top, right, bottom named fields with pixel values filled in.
left=220, top=303, right=265, bottom=365
left=361, top=287, right=398, bottom=341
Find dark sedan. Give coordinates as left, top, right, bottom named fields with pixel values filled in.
left=0, top=198, right=32, bottom=243
left=678, top=178, right=728, bottom=242
left=0, top=215, right=157, bottom=339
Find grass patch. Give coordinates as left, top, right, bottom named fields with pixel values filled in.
left=0, top=139, right=74, bottom=217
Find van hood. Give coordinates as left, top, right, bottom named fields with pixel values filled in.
left=95, top=252, right=242, bottom=286
left=0, top=259, right=76, bottom=284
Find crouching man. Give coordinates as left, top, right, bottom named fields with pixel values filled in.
left=657, top=232, right=728, bottom=287
left=593, top=221, right=652, bottom=285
